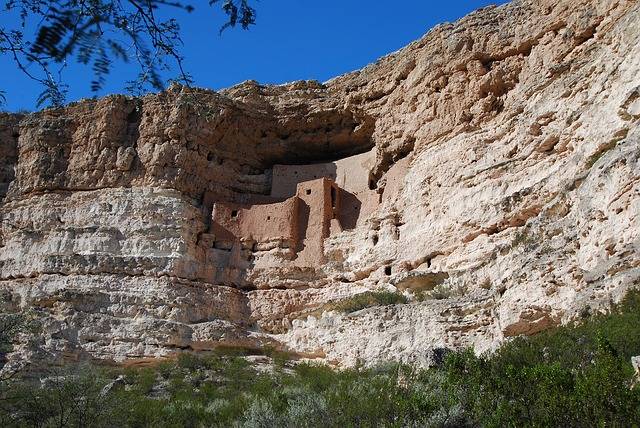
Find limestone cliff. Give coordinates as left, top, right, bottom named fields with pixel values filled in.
left=1, top=0, right=639, bottom=369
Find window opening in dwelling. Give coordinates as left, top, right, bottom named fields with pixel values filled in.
left=331, top=186, right=337, bottom=209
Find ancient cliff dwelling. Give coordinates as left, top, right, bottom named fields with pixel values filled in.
left=0, top=0, right=639, bottom=382
left=200, top=151, right=401, bottom=288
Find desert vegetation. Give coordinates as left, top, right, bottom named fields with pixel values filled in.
left=413, top=277, right=469, bottom=301
left=327, top=291, right=409, bottom=314
left=1, top=291, right=639, bottom=427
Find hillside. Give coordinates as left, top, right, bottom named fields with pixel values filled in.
left=0, top=0, right=639, bottom=371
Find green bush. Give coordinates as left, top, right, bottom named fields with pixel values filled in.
left=415, top=282, right=467, bottom=301
left=1, top=291, right=639, bottom=427
left=443, top=292, right=640, bottom=426
left=328, top=291, right=408, bottom=313
left=2, top=365, right=125, bottom=427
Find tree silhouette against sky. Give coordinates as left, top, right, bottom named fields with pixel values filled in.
left=0, top=1, right=509, bottom=110
left=0, top=0, right=255, bottom=107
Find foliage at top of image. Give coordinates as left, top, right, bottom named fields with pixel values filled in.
left=1, top=290, right=640, bottom=427
left=0, top=0, right=256, bottom=107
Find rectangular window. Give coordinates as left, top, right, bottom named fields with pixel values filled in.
left=330, top=186, right=337, bottom=209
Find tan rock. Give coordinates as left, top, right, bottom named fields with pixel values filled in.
left=1, top=0, right=639, bottom=369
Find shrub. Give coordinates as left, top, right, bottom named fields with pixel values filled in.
left=176, top=352, right=206, bottom=370
left=2, top=365, right=125, bottom=428
left=2, top=291, right=639, bottom=427
left=414, top=278, right=468, bottom=301
left=442, top=290, right=640, bottom=426
left=285, top=390, right=330, bottom=427
left=327, top=291, right=408, bottom=313
left=510, top=228, right=537, bottom=249
left=0, top=306, right=41, bottom=369
left=240, top=399, right=284, bottom=428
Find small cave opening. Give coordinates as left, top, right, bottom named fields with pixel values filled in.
left=498, top=284, right=507, bottom=297
left=330, top=186, right=337, bottom=209
left=126, top=107, right=142, bottom=124
left=384, top=266, right=392, bottom=276
left=372, top=234, right=379, bottom=246
left=231, top=210, right=238, bottom=218
left=239, top=283, right=258, bottom=292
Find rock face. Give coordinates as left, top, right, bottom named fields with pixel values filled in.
left=1, top=0, right=639, bottom=369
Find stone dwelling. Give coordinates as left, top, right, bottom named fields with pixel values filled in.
left=210, top=177, right=339, bottom=263
left=199, top=148, right=411, bottom=288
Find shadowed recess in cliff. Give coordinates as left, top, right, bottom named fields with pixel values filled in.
left=217, top=80, right=377, bottom=167
left=0, top=113, right=21, bottom=201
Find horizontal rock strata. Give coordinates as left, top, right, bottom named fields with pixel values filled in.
left=1, top=0, right=639, bottom=368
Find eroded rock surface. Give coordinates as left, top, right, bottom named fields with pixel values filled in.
left=1, top=0, right=639, bottom=369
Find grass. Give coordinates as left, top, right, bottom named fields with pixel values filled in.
left=1, top=290, right=640, bottom=427
left=586, top=139, right=618, bottom=169
left=585, top=129, right=627, bottom=170
left=326, top=291, right=408, bottom=313
left=414, top=279, right=468, bottom=301
left=510, top=227, right=537, bottom=249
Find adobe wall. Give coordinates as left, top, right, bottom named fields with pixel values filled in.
left=204, top=148, right=405, bottom=281
left=271, top=163, right=337, bottom=198
left=294, top=178, right=338, bottom=265
left=211, top=197, right=300, bottom=249
left=271, top=149, right=379, bottom=229
left=332, top=150, right=375, bottom=194
left=271, top=149, right=375, bottom=198
left=334, top=150, right=379, bottom=228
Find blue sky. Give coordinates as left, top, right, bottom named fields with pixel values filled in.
left=0, top=1, right=508, bottom=111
